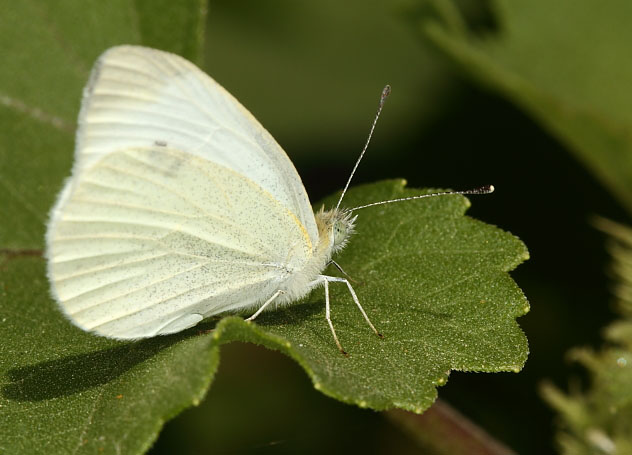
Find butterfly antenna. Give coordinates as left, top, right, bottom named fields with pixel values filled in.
left=335, top=85, right=391, bottom=211
left=348, top=185, right=495, bottom=212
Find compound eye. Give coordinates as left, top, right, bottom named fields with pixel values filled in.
left=333, top=222, right=346, bottom=246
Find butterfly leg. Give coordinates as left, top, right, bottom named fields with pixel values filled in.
left=245, top=289, right=285, bottom=322
left=322, top=276, right=383, bottom=338
left=323, top=278, right=347, bottom=356
left=328, top=260, right=363, bottom=285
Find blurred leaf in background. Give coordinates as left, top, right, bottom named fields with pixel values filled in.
left=422, top=0, right=632, bottom=213
left=542, top=219, right=632, bottom=455
left=203, top=0, right=472, bottom=162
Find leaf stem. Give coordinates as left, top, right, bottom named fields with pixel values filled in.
left=0, top=248, right=42, bottom=268
left=385, top=399, right=516, bottom=455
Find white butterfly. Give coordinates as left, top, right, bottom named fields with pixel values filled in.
left=46, top=46, right=492, bottom=354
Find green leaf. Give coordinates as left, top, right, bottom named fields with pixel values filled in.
left=1, top=180, right=529, bottom=454
left=0, top=0, right=207, bottom=248
left=421, top=0, right=632, bottom=213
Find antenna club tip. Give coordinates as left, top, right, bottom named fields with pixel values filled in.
left=472, top=185, right=495, bottom=194
left=381, top=85, right=391, bottom=99
left=461, top=185, right=495, bottom=195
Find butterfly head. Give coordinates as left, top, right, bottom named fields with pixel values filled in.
left=332, top=209, right=357, bottom=253
left=315, top=207, right=357, bottom=256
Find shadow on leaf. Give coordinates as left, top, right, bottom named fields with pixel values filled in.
left=2, top=300, right=324, bottom=403
left=2, top=336, right=181, bottom=402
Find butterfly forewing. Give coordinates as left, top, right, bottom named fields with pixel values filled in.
left=74, top=45, right=318, bottom=244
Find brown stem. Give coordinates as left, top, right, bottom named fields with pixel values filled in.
left=385, top=399, right=516, bottom=455
left=0, top=248, right=43, bottom=257
left=0, top=248, right=43, bottom=267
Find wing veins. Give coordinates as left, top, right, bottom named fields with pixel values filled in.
left=56, top=217, right=272, bottom=259
left=90, top=273, right=278, bottom=330
left=69, top=259, right=213, bottom=312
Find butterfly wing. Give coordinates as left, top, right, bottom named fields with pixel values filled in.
left=46, top=45, right=319, bottom=338
left=47, top=147, right=314, bottom=338
left=70, top=45, right=318, bottom=245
